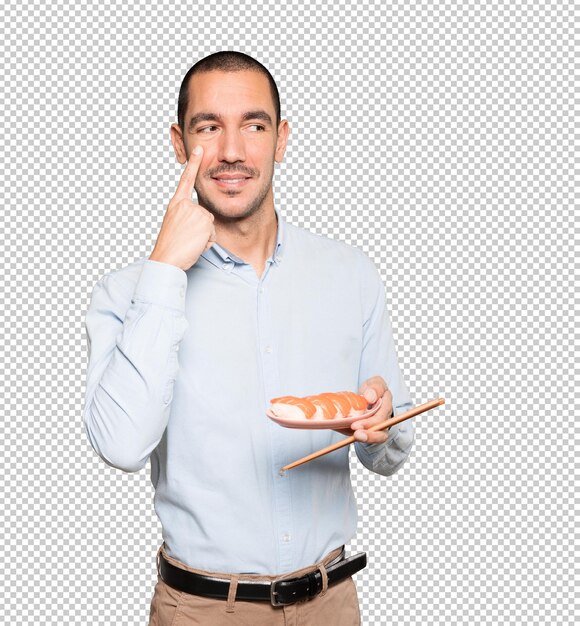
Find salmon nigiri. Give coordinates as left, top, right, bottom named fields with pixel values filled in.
left=270, top=391, right=371, bottom=420
left=269, top=396, right=318, bottom=420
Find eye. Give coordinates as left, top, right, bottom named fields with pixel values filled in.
left=198, top=126, right=219, bottom=133
left=248, top=124, right=265, bottom=131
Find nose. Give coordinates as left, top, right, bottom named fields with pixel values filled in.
left=217, top=127, right=246, bottom=163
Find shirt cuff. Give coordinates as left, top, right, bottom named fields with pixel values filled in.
left=133, top=259, right=188, bottom=312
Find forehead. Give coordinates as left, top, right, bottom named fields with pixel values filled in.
left=186, top=70, right=274, bottom=119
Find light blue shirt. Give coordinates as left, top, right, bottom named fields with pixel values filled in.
left=83, top=207, right=415, bottom=575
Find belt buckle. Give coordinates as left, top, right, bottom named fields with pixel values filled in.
left=270, top=579, right=299, bottom=607
left=270, top=580, right=285, bottom=607
left=270, top=548, right=345, bottom=607
left=270, top=572, right=319, bottom=606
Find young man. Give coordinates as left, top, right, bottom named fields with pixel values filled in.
left=83, top=51, right=415, bottom=626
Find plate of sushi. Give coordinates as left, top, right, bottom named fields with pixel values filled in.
left=266, top=391, right=383, bottom=429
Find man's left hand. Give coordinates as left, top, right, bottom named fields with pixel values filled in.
left=333, top=376, right=393, bottom=443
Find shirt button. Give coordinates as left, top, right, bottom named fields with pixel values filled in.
left=259, top=287, right=264, bottom=294
left=179, top=286, right=185, bottom=298
left=265, top=345, right=273, bottom=353
left=282, top=533, right=291, bottom=543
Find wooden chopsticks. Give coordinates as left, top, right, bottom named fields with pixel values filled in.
left=279, top=397, right=445, bottom=473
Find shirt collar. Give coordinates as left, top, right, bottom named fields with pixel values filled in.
left=201, top=206, right=286, bottom=268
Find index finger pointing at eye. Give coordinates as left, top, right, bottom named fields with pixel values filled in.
left=173, top=145, right=203, bottom=201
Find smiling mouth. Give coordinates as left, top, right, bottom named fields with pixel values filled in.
left=212, top=176, right=252, bottom=188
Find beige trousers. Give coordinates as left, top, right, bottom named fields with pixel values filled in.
left=147, top=543, right=361, bottom=626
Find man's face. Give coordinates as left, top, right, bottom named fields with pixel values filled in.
left=177, top=70, right=289, bottom=221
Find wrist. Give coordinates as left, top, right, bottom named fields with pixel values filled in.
left=148, top=252, right=182, bottom=270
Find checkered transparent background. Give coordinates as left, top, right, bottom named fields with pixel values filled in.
left=0, top=0, right=576, bottom=624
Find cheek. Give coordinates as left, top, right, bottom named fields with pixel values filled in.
left=256, top=146, right=277, bottom=168
left=198, top=155, right=215, bottom=179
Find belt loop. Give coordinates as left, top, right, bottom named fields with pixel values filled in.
left=156, top=543, right=164, bottom=577
left=318, top=562, right=329, bottom=597
left=225, top=575, right=239, bottom=613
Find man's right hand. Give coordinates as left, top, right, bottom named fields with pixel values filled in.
left=149, top=145, right=216, bottom=271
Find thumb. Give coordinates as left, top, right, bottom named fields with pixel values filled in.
left=361, top=387, right=378, bottom=403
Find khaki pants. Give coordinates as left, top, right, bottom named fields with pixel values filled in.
left=148, top=543, right=361, bottom=626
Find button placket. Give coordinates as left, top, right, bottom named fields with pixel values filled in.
left=257, top=271, right=293, bottom=571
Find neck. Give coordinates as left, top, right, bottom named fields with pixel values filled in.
left=214, top=206, right=278, bottom=270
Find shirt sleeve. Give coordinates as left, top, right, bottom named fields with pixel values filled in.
left=353, top=252, right=416, bottom=477
left=82, top=259, right=189, bottom=472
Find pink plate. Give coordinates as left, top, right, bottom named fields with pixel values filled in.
left=266, top=397, right=383, bottom=430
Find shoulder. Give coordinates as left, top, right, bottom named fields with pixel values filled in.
left=95, top=255, right=149, bottom=290
left=88, top=256, right=150, bottom=310
left=285, top=221, right=378, bottom=280
left=286, top=221, right=369, bottom=266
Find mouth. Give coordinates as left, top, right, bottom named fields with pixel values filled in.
left=212, top=176, right=252, bottom=189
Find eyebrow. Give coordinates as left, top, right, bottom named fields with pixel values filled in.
left=188, top=109, right=273, bottom=131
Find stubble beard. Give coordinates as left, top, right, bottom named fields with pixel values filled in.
left=195, top=172, right=274, bottom=223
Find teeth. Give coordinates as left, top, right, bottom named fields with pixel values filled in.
left=218, top=178, right=245, bottom=183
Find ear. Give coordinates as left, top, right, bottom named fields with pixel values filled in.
left=170, top=123, right=188, bottom=165
left=274, top=119, right=290, bottom=163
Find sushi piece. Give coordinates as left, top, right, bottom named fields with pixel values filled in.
left=269, top=395, right=317, bottom=420
left=269, top=391, right=371, bottom=421
left=305, top=394, right=339, bottom=420
left=321, top=392, right=369, bottom=418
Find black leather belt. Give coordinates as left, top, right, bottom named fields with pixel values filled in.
left=159, top=550, right=367, bottom=607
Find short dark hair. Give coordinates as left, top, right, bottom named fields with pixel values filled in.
left=177, top=51, right=281, bottom=135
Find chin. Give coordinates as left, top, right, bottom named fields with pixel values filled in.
left=207, top=202, right=258, bottom=221
left=198, top=194, right=262, bottom=219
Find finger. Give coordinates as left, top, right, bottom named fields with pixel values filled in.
left=174, top=145, right=203, bottom=201
left=350, top=417, right=381, bottom=432
left=350, top=406, right=391, bottom=432
left=358, top=376, right=388, bottom=404
left=203, top=223, right=217, bottom=252
left=362, top=381, right=387, bottom=400
left=332, top=427, right=356, bottom=437
left=353, top=429, right=389, bottom=444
